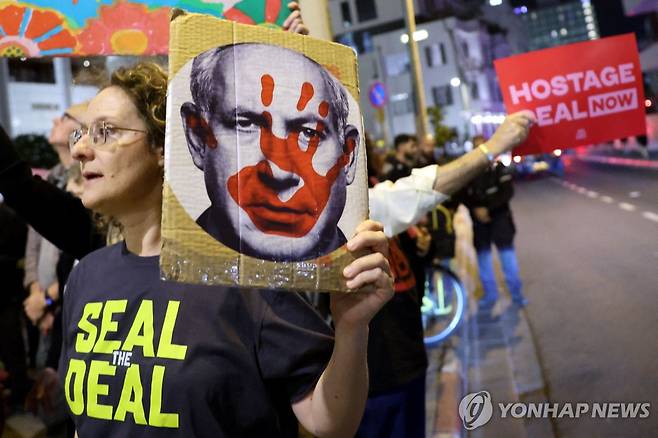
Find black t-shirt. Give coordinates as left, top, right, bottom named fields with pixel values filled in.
left=383, top=157, right=413, bottom=183
left=366, top=235, right=428, bottom=395
left=366, top=292, right=427, bottom=395
left=59, top=242, right=334, bottom=437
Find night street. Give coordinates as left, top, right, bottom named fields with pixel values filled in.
left=513, top=160, right=658, bottom=437
left=3, top=0, right=658, bottom=436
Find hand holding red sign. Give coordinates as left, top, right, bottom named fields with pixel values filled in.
left=494, top=33, right=646, bottom=155
left=487, top=110, right=536, bottom=156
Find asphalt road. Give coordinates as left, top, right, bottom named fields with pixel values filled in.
left=511, top=160, right=658, bottom=437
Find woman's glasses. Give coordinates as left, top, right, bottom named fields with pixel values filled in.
left=69, top=121, right=147, bottom=150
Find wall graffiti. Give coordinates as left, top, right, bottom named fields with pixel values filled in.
left=0, top=0, right=290, bottom=57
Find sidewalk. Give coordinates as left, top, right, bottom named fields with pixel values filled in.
left=426, top=208, right=554, bottom=438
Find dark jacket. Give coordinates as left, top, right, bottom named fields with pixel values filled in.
left=0, top=126, right=103, bottom=260
left=462, top=162, right=514, bottom=214
left=462, top=163, right=516, bottom=250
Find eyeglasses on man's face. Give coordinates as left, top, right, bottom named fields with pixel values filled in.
left=68, top=121, right=147, bottom=150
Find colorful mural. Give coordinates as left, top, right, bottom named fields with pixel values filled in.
left=0, top=0, right=290, bottom=57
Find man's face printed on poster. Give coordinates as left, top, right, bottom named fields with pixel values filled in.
left=181, top=43, right=360, bottom=262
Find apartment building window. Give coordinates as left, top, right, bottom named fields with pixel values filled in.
left=356, top=0, right=377, bottom=22
left=461, top=42, right=470, bottom=58
left=425, top=43, right=446, bottom=67
left=432, top=85, right=453, bottom=107
left=341, top=2, right=352, bottom=27
left=391, top=98, right=414, bottom=116
left=384, top=52, right=410, bottom=76
left=470, top=81, right=479, bottom=100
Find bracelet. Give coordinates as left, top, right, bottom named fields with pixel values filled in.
left=478, top=143, right=495, bottom=164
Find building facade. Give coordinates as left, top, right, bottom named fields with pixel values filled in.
left=329, top=0, right=521, bottom=145
left=1, top=57, right=99, bottom=138
left=517, top=0, right=599, bottom=51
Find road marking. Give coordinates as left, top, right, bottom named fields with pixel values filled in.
left=619, top=202, right=637, bottom=212
left=642, top=211, right=658, bottom=223
left=586, top=190, right=599, bottom=198
left=629, top=191, right=641, bottom=198
left=576, top=187, right=588, bottom=194
left=600, top=196, right=614, bottom=203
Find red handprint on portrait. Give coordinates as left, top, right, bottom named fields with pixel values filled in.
left=227, top=74, right=356, bottom=237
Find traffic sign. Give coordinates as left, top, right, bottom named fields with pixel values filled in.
left=369, top=82, right=387, bottom=108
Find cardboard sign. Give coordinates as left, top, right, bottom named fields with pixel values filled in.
left=495, top=34, right=646, bottom=155
left=161, top=13, right=367, bottom=292
left=0, top=1, right=290, bottom=57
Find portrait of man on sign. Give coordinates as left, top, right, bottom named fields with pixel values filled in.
left=178, top=43, right=362, bottom=262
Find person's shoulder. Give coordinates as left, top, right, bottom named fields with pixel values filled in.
left=76, top=241, right=122, bottom=266
left=63, top=243, right=118, bottom=295
left=69, top=242, right=122, bottom=277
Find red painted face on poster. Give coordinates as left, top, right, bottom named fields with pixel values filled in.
left=494, top=33, right=646, bottom=155
left=225, top=74, right=355, bottom=238
left=182, top=44, right=361, bottom=261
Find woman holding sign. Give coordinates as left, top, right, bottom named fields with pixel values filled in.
left=59, top=62, right=393, bottom=437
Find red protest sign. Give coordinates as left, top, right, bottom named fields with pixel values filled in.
left=494, top=33, right=646, bottom=155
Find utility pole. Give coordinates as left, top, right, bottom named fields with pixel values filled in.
left=53, top=58, right=72, bottom=112
left=0, top=59, right=12, bottom=136
left=403, top=0, right=429, bottom=140
left=299, top=0, right=333, bottom=41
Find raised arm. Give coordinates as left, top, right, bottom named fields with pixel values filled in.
left=0, top=125, right=99, bottom=259
left=433, top=110, right=535, bottom=195
left=369, top=111, right=534, bottom=237
left=292, top=220, right=393, bottom=437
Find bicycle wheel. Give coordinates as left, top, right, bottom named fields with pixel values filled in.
left=422, top=266, right=466, bottom=348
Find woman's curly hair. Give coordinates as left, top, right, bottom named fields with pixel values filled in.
left=109, top=62, right=168, bottom=149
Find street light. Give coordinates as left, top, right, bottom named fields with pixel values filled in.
left=450, top=77, right=461, bottom=87
left=400, top=29, right=429, bottom=44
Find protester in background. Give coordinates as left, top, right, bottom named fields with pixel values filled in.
left=462, top=135, right=527, bottom=309
left=361, top=114, right=534, bottom=437
left=0, top=200, right=28, bottom=410
left=22, top=102, right=86, bottom=372
left=25, top=165, right=85, bottom=438
left=416, top=135, right=437, bottom=167
left=382, top=134, right=418, bottom=181
left=425, top=144, right=462, bottom=270
left=359, top=139, right=432, bottom=438
left=413, top=136, right=460, bottom=269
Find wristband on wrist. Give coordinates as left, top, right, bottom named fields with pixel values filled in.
left=478, top=143, right=495, bottom=164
